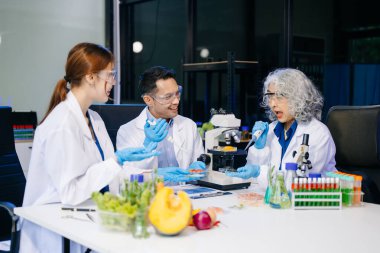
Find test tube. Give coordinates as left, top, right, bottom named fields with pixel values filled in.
left=298, top=178, right=304, bottom=206
left=321, top=178, right=326, bottom=206
left=292, top=178, right=299, bottom=206
left=312, top=177, right=317, bottom=206
left=344, top=175, right=354, bottom=207
left=340, top=175, right=346, bottom=205
left=326, top=178, right=332, bottom=206
left=353, top=175, right=362, bottom=206
left=307, top=178, right=312, bottom=206
left=335, top=177, right=340, bottom=206
left=303, top=178, right=308, bottom=206
left=317, top=177, right=322, bottom=206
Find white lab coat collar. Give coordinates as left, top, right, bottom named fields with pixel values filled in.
left=271, top=120, right=313, bottom=167
left=65, top=91, right=92, bottom=140
left=294, top=120, right=311, bottom=137
left=134, top=107, right=149, bottom=129
left=65, top=93, right=108, bottom=162
left=284, top=120, right=310, bottom=155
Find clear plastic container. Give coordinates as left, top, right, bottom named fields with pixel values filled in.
left=342, top=175, right=354, bottom=206
left=346, top=191, right=365, bottom=207
left=96, top=210, right=133, bottom=231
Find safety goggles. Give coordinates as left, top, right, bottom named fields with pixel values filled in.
left=264, top=91, right=285, bottom=101
left=97, top=70, right=117, bottom=84
left=150, top=85, right=182, bottom=105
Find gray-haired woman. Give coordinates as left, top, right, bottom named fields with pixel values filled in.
left=227, top=68, right=336, bottom=190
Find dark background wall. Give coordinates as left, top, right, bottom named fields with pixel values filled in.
left=116, top=0, right=380, bottom=125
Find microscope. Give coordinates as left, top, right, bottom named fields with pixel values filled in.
left=204, top=109, right=247, bottom=173
left=292, top=134, right=312, bottom=177
left=196, top=109, right=251, bottom=191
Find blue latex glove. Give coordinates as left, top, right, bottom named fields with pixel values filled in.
left=157, top=167, right=193, bottom=182
left=143, top=118, right=169, bottom=148
left=144, top=141, right=158, bottom=152
left=252, top=121, right=269, bottom=149
left=225, top=164, right=260, bottom=179
left=186, top=161, right=207, bottom=174
left=115, top=147, right=160, bottom=164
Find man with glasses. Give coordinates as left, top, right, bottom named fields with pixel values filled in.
left=116, top=66, right=205, bottom=181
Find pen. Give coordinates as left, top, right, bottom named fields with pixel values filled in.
left=199, top=192, right=224, bottom=197
left=61, top=207, right=96, bottom=212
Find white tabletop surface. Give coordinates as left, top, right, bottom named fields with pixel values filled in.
left=15, top=188, right=380, bottom=253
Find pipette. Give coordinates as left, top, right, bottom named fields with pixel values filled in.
left=244, top=129, right=263, bottom=151
left=147, top=119, right=157, bottom=126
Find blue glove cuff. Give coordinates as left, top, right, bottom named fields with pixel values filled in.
left=115, top=151, right=123, bottom=165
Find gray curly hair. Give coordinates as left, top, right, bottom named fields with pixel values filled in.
left=261, top=68, right=324, bottom=123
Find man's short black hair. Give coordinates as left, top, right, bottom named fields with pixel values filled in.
left=138, top=66, right=176, bottom=96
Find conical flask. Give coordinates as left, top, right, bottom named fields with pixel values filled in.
left=269, top=171, right=291, bottom=209
left=264, top=165, right=275, bottom=204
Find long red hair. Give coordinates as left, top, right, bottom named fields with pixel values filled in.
left=41, top=43, right=114, bottom=123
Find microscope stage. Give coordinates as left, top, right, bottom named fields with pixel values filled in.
left=196, top=171, right=251, bottom=191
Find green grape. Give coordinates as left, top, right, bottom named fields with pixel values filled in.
left=202, top=122, right=214, bottom=131
left=116, top=202, right=137, bottom=218
left=92, top=177, right=154, bottom=219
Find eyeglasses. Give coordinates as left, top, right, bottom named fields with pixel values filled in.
left=264, top=91, right=285, bottom=101
left=150, top=85, right=182, bottom=105
left=97, top=70, right=117, bottom=84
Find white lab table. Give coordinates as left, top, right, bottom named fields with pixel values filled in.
left=15, top=190, right=380, bottom=253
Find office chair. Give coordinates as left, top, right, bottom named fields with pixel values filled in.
left=0, top=107, right=26, bottom=253
left=326, top=105, right=380, bottom=204
left=90, top=104, right=145, bottom=149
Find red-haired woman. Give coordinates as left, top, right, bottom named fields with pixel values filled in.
left=20, top=42, right=158, bottom=253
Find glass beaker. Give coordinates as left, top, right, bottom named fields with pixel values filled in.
left=269, top=171, right=291, bottom=209
left=131, top=207, right=150, bottom=239
left=264, top=165, right=275, bottom=204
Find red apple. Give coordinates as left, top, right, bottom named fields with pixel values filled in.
left=193, top=210, right=212, bottom=230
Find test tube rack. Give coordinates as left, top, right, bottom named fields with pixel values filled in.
left=292, top=191, right=342, bottom=210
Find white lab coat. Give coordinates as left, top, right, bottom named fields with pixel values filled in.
left=117, top=107, right=204, bottom=171
left=20, top=92, right=122, bottom=253
left=248, top=118, right=337, bottom=192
